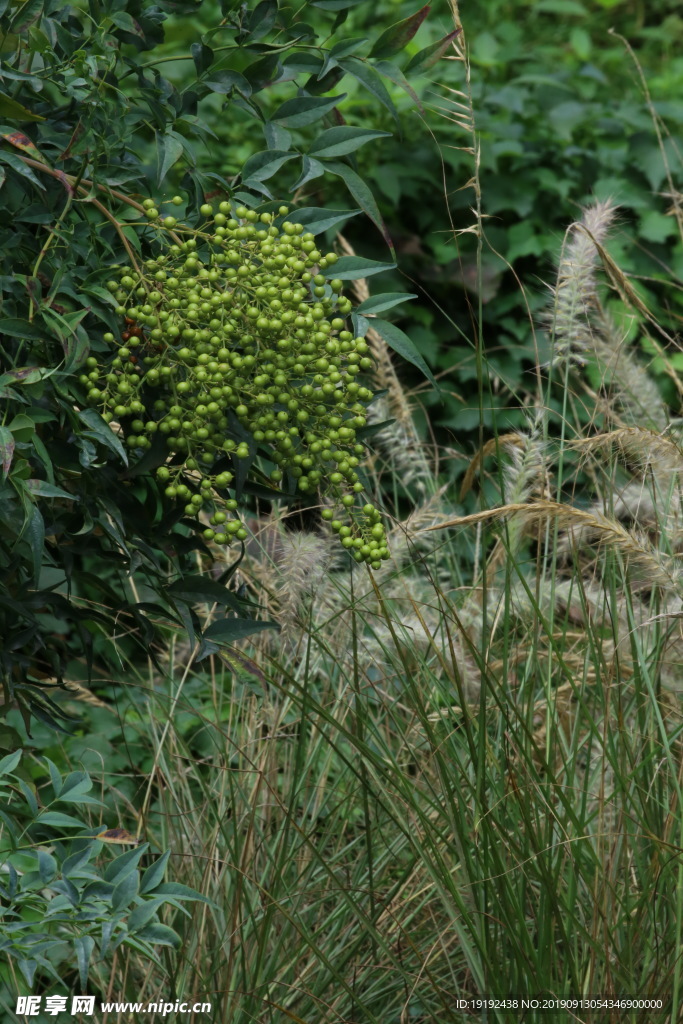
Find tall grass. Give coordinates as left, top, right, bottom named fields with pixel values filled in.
left=26, top=7, right=683, bottom=1024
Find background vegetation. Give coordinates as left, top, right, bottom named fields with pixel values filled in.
left=1, top=0, right=683, bottom=1020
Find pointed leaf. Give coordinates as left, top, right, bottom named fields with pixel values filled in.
left=0, top=91, right=44, bottom=122
left=324, top=161, right=393, bottom=253
left=290, top=155, right=326, bottom=191
left=135, top=923, right=181, bottom=947
left=157, top=131, right=184, bottom=185
left=339, top=58, right=398, bottom=123
left=78, top=409, right=128, bottom=465
left=374, top=60, right=423, bottom=111
left=369, top=4, right=431, bottom=59
left=241, top=149, right=297, bottom=184
left=370, top=317, right=438, bottom=389
left=291, top=206, right=360, bottom=234
left=405, top=29, right=461, bottom=74
left=140, top=849, right=171, bottom=894
left=0, top=750, right=22, bottom=776
left=309, top=126, right=391, bottom=158
left=203, top=618, right=280, bottom=644
left=272, top=94, right=345, bottom=128
left=111, top=869, right=139, bottom=911
left=322, top=255, right=396, bottom=280
left=355, top=292, right=417, bottom=314
left=74, top=936, right=94, bottom=989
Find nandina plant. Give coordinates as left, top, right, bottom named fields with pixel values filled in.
left=0, top=0, right=439, bottom=727
left=85, top=199, right=389, bottom=566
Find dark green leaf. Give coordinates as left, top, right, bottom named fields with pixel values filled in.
left=339, top=57, right=398, bottom=123
left=324, top=162, right=393, bottom=252
left=167, top=574, right=241, bottom=610
left=78, top=409, right=128, bottom=465
left=309, top=126, right=391, bottom=158
left=140, top=850, right=171, bottom=894
left=241, top=149, right=296, bottom=184
left=323, top=255, right=396, bottom=279
left=371, top=317, right=438, bottom=389
left=291, top=206, right=360, bottom=234
left=111, top=869, right=139, bottom=911
left=271, top=94, right=345, bottom=128
left=290, top=155, right=326, bottom=191
left=74, top=936, right=94, bottom=990
left=0, top=92, right=44, bottom=122
left=157, top=130, right=184, bottom=185
left=405, top=29, right=461, bottom=74
left=369, top=4, right=431, bottom=59
left=191, top=42, right=214, bottom=76
left=204, top=70, right=252, bottom=97
left=373, top=60, right=423, bottom=111
left=203, top=618, right=280, bottom=644
left=134, top=923, right=181, bottom=947
left=0, top=151, right=45, bottom=190
left=356, top=292, right=417, bottom=314
left=0, top=317, right=48, bottom=340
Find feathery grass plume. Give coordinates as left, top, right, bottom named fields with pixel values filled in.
left=548, top=200, right=618, bottom=368
left=423, top=500, right=683, bottom=593
left=549, top=201, right=668, bottom=429
left=275, top=531, right=332, bottom=636
left=592, top=310, right=668, bottom=430
left=569, top=427, right=683, bottom=478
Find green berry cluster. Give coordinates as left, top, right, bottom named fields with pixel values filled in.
left=81, top=199, right=389, bottom=567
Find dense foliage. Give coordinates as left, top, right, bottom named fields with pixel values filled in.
left=0, top=0, right=442, bottom=729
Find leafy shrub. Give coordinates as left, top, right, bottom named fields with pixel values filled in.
left=0, top=750, right=205, bottom=995
left=0, top=0, right=442, bottom=727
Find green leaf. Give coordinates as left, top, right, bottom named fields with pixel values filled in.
left=36, top=811, right=87, bottom=829
left=324, top=162, right=393, bottom=253
left=290, top=155, right=326, bottom=191
left=167, top=574, right=240, bottom=610
left=370, top=317, right=438, bottom=389
left=271, top=94, right=345, bottom=128
left=203, top=618, right=280, bottom=644
left=291, top=206, right=360, bottom=234
left=151, top=882, right=213, bottom=903
left=0, top=426, right=14, bottom=477
left=204, top=70, right=252, bottom=97
left=369, top=4, right=431, bottom=59
left=140, top=849, right=171, bottom=895
left=241, top=149, right=297, bottom=184
left=134, top=923, right=181, bottom=948
left=373, top=60, right=422, bottom=111
left=111, top=869, right=139, bottom=911
left=263, top=120, right=290, bottom=150
left=355, top=292, right=417, bottom=314
left=157, top=130, right=184, bottom=186
left=25, top=480, right=77, bottom=500
left=78, top=409, right=128, bottom=466
left=322, top=256, right=396, bottom=280
left=405, top=30, right=461, bottom=74
left=74, top=936, right=94, bottom=990
left=0, top=92, right=44, bottom=122
left=0, top=750, right=21, bottom=776
left=338, top=58, right=398, bottom=124
left=127, top=898, right=166, bottom=933
left=26, top=504, right=44, bottom=585
left=0, top=317, right=48, bottom=340
left=191, top=41, right=214, bottom=76
left=309, top=126, right=392, bottom=158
